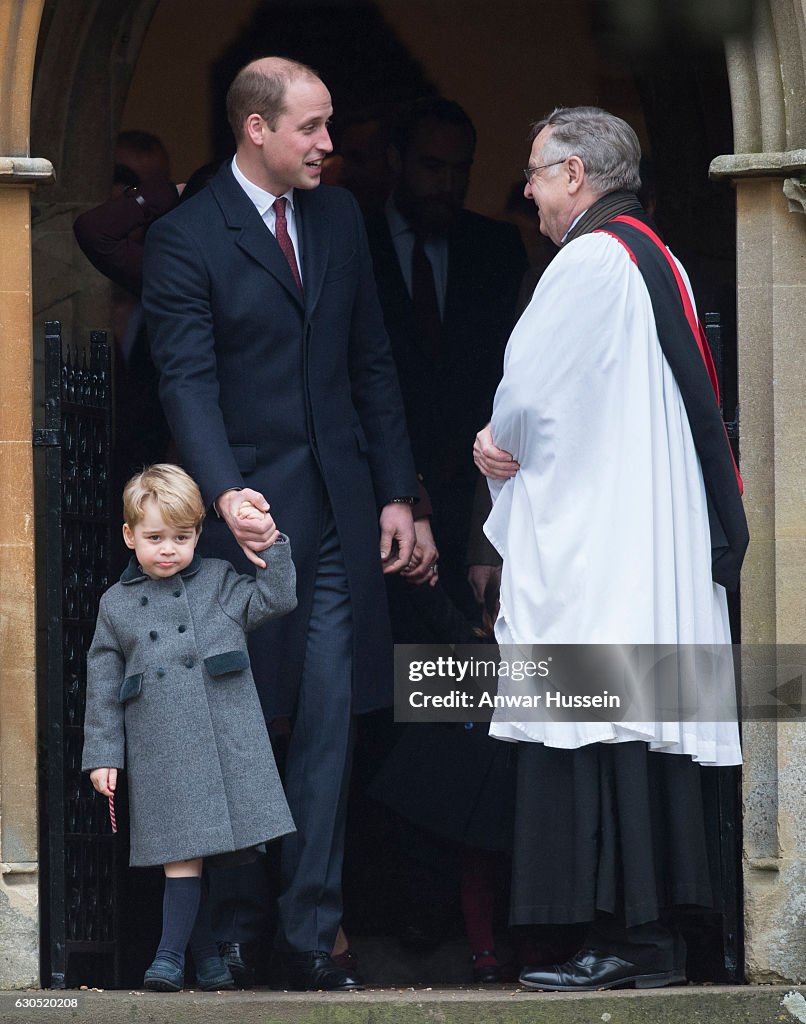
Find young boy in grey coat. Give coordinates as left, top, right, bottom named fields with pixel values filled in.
left=82, top=464, right=297, bottom=992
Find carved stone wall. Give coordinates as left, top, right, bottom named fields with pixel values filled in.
left=0, top=0, right=49, bottom=990
left=713, top=0, right=806, bottom=984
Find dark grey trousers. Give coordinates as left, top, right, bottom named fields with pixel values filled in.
left=275, top=507, right=355, bottom=952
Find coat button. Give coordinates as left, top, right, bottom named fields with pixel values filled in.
left=149, top=630, right=158, bottom=641
left=157, top=668, right=166, bottom=678
left=173, top=590, right=181, bottom=598
left=140, top=596, right=148, bottom=606
left=178, top=625, right=187, bottom=634
left=184, top=657, right=194, bottom=668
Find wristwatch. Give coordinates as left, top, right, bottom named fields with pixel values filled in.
left=124, top=185, right=146, bottom=208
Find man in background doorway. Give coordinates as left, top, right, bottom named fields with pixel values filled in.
left=364, top=97, right=527, bottom=623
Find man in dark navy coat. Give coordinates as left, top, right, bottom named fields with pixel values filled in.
left=364, top=98, right=527, bottom=620
left=143, top=56, right=417, bottom=991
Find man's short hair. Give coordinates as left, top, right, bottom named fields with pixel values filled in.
left=392, top=96, right=477, bottom=158
left=531, top=107, right=641, bottom=195
left=116, top=130, right=166, bottom=157
left=226, top=57, right=320, bottom=141
left=123, top=464, right=205, bottom=532
left=114, top=130, right=170, bottom=185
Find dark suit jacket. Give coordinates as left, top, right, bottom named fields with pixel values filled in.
left=143, top=164, right=417, bottom=717
left=365, top=209, right=526, bottom=606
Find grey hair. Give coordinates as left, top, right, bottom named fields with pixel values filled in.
left=530, top=107, right=642, bottom=195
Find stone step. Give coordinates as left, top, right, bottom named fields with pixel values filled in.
left=3, top=984, right=806, bottom=1024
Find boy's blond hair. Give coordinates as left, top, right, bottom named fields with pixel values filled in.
left=123, top=464, right=206, bottom=532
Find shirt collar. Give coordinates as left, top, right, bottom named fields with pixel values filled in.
left=385, top=200, right=414, bottom=240
left=120, top=552, right=203, bottom=584
left=231, top=156, right=295, bottom=216
left=561, top=208, right=588, bottom=244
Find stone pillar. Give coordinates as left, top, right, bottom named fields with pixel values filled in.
left=711, top=150, right=806, bottom=982
left=0, top=0, right=51, bottom=990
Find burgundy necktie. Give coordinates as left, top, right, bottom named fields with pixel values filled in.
left=273, top=196, right=303, bottom=294
left=411, top=232, right=442, bottom=361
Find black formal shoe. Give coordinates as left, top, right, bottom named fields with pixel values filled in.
left=283, top=950, right=364, bottom=991
left=519, top=947, right=686, bottom=991
left=217, top=941, right=254, bottom=989
left=471, top=950, right=503, bottom=984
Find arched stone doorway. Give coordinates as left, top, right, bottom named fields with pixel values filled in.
left=713, top=0, right=806, bottom=983
left=1, top=0, right=804, bottom=989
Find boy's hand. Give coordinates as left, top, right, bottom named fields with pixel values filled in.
left=216, top=487, right=280, bottom=567
left=90, top=767, right=117, bottom=797
left=238, top=499, right=266, bottom=521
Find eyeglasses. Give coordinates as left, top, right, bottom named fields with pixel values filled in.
left=523, top=158, right=566, bottom=184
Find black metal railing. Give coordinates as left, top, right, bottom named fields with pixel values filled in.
left=35, top=322, right=119, bottom=988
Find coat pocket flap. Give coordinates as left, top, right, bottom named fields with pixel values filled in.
left=204, top=650, right=251, bottom=677
left=119, top=673, right=143, bottom=703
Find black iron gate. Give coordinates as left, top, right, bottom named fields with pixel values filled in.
left=35, top=322, right=120, bottom=989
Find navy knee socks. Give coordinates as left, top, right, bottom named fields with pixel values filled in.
left=155, top=876, right=201, bottom=971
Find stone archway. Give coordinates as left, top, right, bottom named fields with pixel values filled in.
left=30, top=0, right=160, bottom=345
left=0, top=0, right=159, bottom=989
left=712, top=0, right=806, bottom=984
left=1, top=0, right=805, bottom=990
left=0, top=0, right=49, bottom=991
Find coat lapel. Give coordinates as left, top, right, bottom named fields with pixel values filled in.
left=297, top=188, right=331, bottom=316
left=210, top=164, right=304, bottom=309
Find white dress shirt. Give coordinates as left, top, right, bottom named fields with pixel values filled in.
left=385, top=202, right=448, bottom=319
left=231, top=156, right=303, bottom=284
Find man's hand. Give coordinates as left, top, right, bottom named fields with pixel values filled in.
left=467, top=564, right=501, bottom=606
left=216, top=487, right=279, bottom=568
left=90, top=767, right=118, bottom=798
left=401, top=517, right=440, bottom=587
left=468, top=563, right=501, bottom=637
left=473, top=423, right=520, bottom=480
left=379, top=502, right=415, bottom=574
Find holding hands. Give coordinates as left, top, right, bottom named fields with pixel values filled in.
left=401, top=517, right=440, bottom=587
left=216, top=487, right=280, bottom=568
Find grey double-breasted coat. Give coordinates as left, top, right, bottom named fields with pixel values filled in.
left=82, top=540, right=297, bottom=867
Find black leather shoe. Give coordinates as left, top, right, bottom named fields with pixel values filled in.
left=471, top=951, right=503, bottom=984
left=217, top=942, right=254, bottom=989
left=519, top=947, right=686, bottom=991
left=284, top=950, right=364, bottom=991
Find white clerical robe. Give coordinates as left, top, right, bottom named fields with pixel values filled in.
left=484, top=231, right=741, bottom=766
